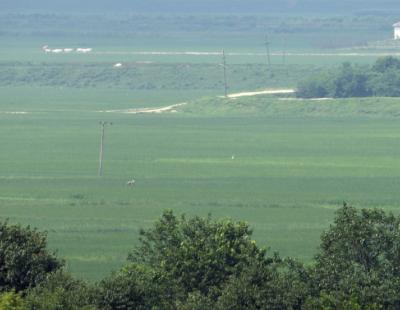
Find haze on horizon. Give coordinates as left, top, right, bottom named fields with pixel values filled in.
left=1, top=0, right=399, bottom=14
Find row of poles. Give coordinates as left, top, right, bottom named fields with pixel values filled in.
left=222, top=35, right=287, bottom=98
left=98, top=35, right=286, bottom=176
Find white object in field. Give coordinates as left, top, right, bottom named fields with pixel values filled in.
left=126, top=179, right=136, bottom=186
left=63, top=48, right=74, bottom=53
left=113, top=63, right=123, bottom=68
left=42, top=45, right=52, bottom=53
left=394, top=22, right=400, bottom=40
left=51, top=49, right=63, bottom=53
left=77, top=48, right=93, bottom=53
left=231, top=155, right=235, bottom=160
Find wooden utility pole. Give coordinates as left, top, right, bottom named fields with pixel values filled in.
left=222, top=49, right=228, bottom=98
left=282, top=37, right=287, bottom=66
left=265, top=34, right=272, bottom=69
left=282, top=36, right=288, bottom=76
left=98, top=121, right=112, bottom=177
left=264, top=34, right=273, bottom=78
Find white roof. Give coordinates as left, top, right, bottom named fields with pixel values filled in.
left=394, top=22, right=400, bottom=27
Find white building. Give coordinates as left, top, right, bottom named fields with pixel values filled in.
left=394, top=22, right=400, bottom=40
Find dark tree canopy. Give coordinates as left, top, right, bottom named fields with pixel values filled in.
left=100, top=210, right=308, bottom=309
left=128, top=210, right=266, bottom=297
left=373, top=56, right=400, bottom=73
left=297, top=57, right=400, bottom=98
left=309, top=205, right=400, bottom=308
left=4, top=206, right=400, bottom=309
left=0, top=221, right=63, bottom=293
left=25, top=271, right=94, bottom=310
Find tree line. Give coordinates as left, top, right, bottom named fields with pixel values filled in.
left=297, top=56, right=400, bottom=99
left=1, top=204, right=400, bottom=309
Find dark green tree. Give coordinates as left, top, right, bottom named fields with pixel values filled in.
left=297, top=76, right=330, bottom=98
left=330, top=63, right=372, bottom=98
left=296, top=57, right=400, bottom=98
left=0, top=221, right=63, bottom=293
left=372, top=56, right=400, bottom=73
left=370, top=69, right=400, bottom=97
left=128, top=210, right=267, bottom=302
left=310, top=205, right=400, bottom=309
left=25, top=271, right=95, bottom=310
left=176, top=291, right=215, bottom=310
left=215, top=257, right=309, bottom=310
left=96, top=263, right=175, bottom=310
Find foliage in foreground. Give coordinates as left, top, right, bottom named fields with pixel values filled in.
left=0, top=221, right=63, bottom=293
left=25, top=271, right=95, bottom=310
left=129, top=211, right=266, bottom=296
left=0, top=291, right=26, bottom=310
left=297, top=56, right=400, bottom=98
left=2, top=204, right=400, bottom=309
left=309, top=205, right=400, bottom=309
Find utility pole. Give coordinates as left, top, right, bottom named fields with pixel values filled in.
left=264, top=34, right=272, bottom=70
left=222, top=49, right=228, bottom=98
left=282, top=38, right=286, bottom=66
left=282, top=36, right=288, bottom=76
left=98, top=121, right=112, bottom=177
left=264, top=34, right=274, bottom=79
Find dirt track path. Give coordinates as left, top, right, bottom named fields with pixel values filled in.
left=1, top=89, right=297, bottom=116
left=226, top=89, right=295, bottom=98
left=100, top=88, right=296, bottom=114
left=99, top=102, right=187, bottom=114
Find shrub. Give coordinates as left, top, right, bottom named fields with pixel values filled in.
left=310, top=205, right=400, bottom=308
left=95, top=263, right=174, bottom=310
left=25, top=271, right=95, bottom=310
left=128, top=210, right=266, bottom=300
left=0, top=291, right=26, bottom=310
left=0, top=221, right=63, bottom=292
left=297, top=57, right=400, bottom=98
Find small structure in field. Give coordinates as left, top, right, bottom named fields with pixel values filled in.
left=42, top=45, right=51, bottom=53
left=76, top=48, right=93, bottom=53
left=113, top=63, right=123, bottom=68
left=394, top=22, right=400, bottom=40
left=126, top=179, right=136, bottom=186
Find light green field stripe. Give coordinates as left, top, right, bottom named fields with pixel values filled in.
left=155, top=158, right=400, bottom=169
left=0, top=176, right=97, bottom=180
left=67, top=256, right=120, bottom=263
left=0, top=196, right=71, bottom=203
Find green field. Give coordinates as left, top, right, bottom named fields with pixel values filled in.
left=2, top=88, right=400, bottom=280
left=2, top=11, right=400, bottom=281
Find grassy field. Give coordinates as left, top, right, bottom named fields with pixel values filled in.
left=2, top=88, right=400, bottom=280
left=1, top=11, right=400, bottom=281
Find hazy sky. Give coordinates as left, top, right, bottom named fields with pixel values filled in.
left=1, top=0, right=399, bottom=14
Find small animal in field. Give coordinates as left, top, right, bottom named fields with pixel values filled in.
left=126, top=179, right=136, bottom=186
